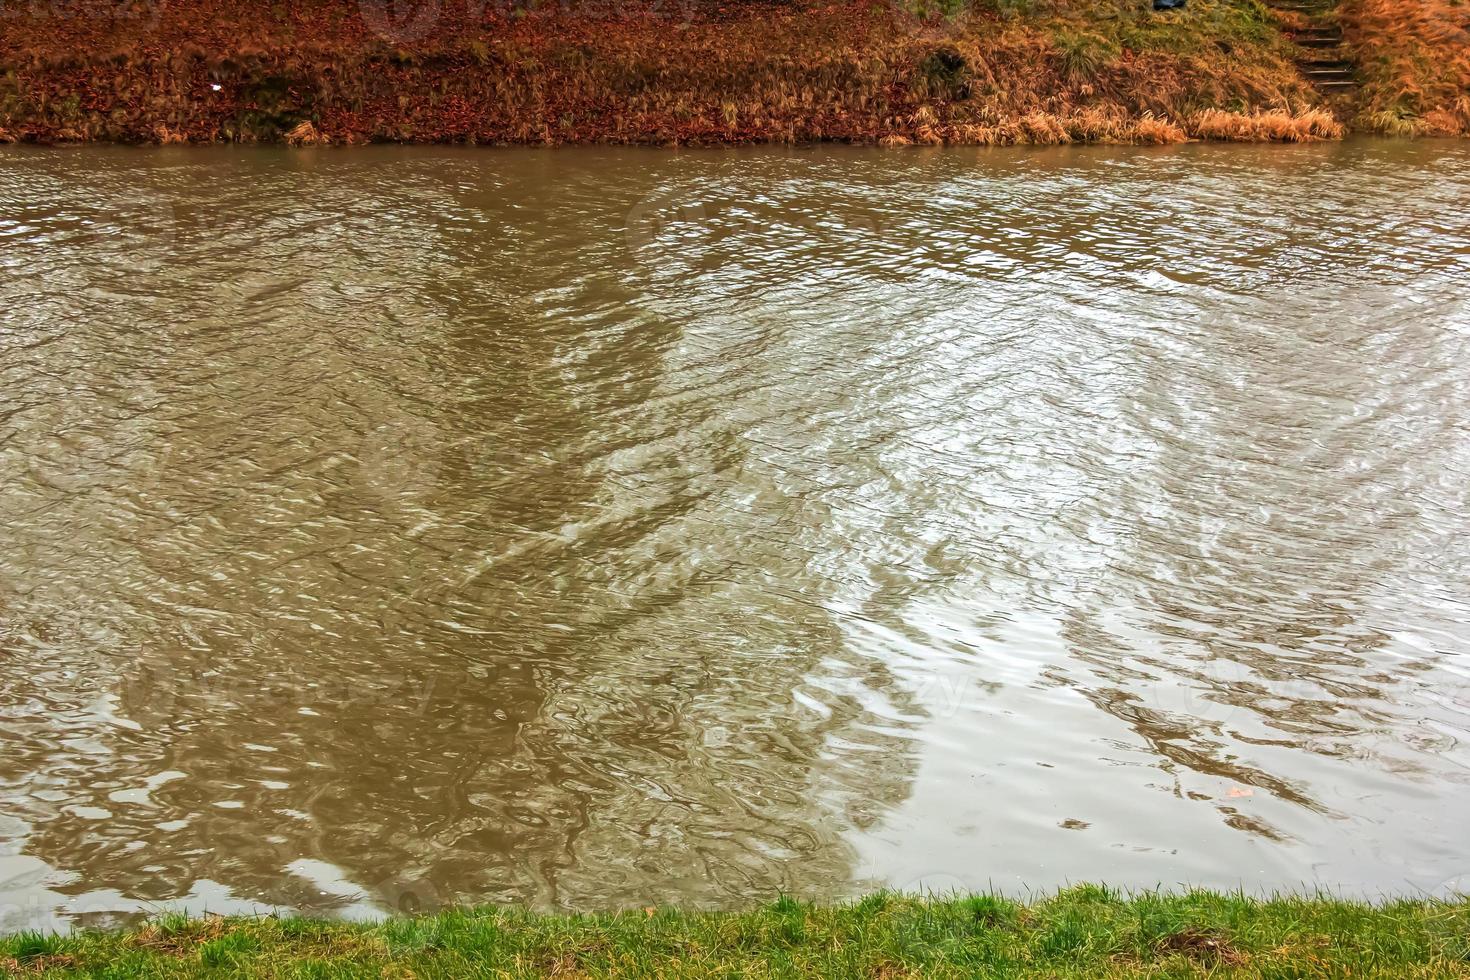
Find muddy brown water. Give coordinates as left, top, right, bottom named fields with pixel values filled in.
left=2, top=140, right=1469, bottom=931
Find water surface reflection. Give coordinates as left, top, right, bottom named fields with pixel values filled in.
left=1, top=140, right=1468, bottom=931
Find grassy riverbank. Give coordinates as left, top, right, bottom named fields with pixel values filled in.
left=0, top=0, right=1350, bottom=146
left=4, top=889, right=1469, bottom=977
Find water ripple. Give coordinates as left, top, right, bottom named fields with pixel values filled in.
left=1, top=140, right=1469, bottom=931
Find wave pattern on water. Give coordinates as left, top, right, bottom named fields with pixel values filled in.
left=1, top=141, right=1469, bottom=931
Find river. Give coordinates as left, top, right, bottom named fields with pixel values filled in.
left=1, top=139, right=1468, bottom=931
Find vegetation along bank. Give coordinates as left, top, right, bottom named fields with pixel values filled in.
left=0, top=0, right=1466, bottom=146
left=4, top=889, right=1470, bottom=977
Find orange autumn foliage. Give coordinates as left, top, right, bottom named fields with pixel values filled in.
left=1189, top=106, right=1344, bottom=140
left=1340, top=0, right=1470, bottom=135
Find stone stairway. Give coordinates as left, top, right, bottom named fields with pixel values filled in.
left=1270, top=4, right=1358, bottom=93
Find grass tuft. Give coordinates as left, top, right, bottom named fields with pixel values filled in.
left=1189, top=106, right=1345, bottom=140
left=1053, top=30, right=1118, bottom=83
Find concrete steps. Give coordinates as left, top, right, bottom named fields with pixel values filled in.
left=1295, top=28, right=1345, bottom=48
left=1267, top=5, right=1359, bottom=94
left=1301, top=56, right=1356, bottom=89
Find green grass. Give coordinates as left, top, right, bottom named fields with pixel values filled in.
left=3, top=887, right=1469, bottom=977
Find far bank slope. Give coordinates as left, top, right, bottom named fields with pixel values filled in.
left=0, top=0, right=1351, bottom=145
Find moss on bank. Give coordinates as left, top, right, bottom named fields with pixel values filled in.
left=3, top=888, right=1470, bottom=977
left=0, top=0, right=1342, bottom=145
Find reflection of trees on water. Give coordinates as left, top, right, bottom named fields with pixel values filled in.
left=3, top=156, right=923, bottom=919
left=608, top=154, right=1470, bottom=855
left=13, top=150, right=1469, bottom=916
left=1059, top=285, right=1470, bottom=838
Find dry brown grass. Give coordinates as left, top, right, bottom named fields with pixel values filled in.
left=0, top=955, right=78, bottom=975
left=0, top=0, right=1334, bottom=145
left=124, top=916, right=229, bottom=955
left=1156, top=927, right=1248, bottom=967
left=1340, top=0, right=1470, bottom=135
left=1188, top=106, right=1345, bottom=140
left=284, top=120, right=327, bottom=145
left=879, top=106, right=1189, bottom=146
left=1133, top=113, right=1189, bottom=143
left=1266, top=7, right=1312, bottom=31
